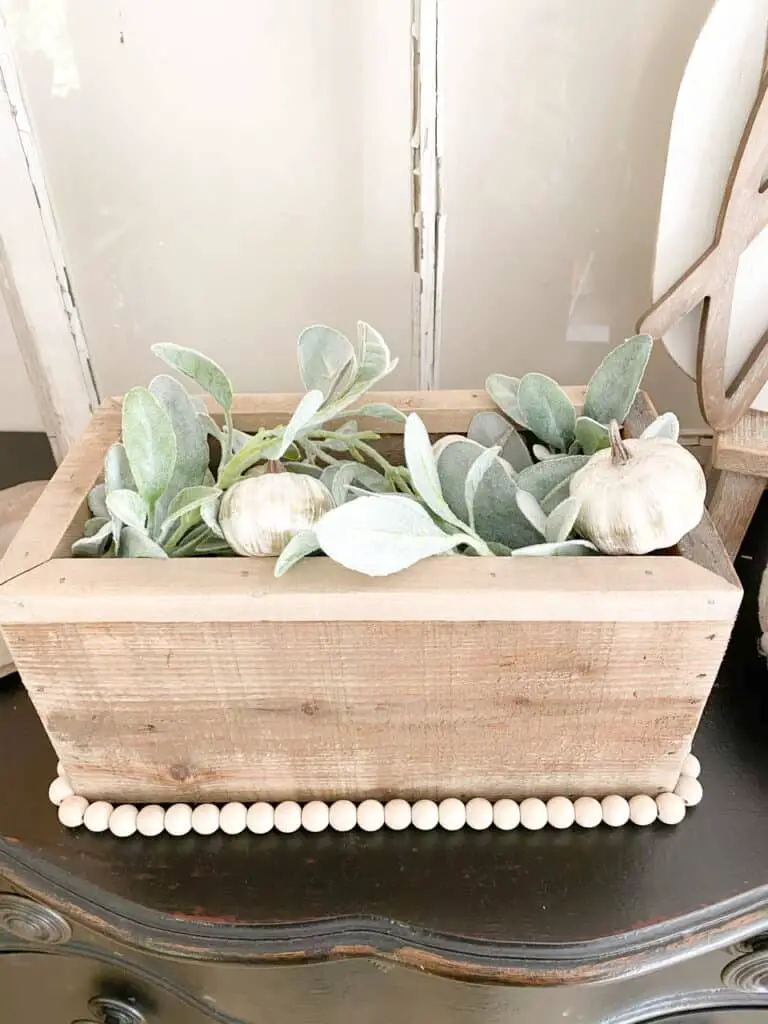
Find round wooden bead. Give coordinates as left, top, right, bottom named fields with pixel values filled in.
left=136, top=804, right=165, bottom=837
left=246, top=802, right=274, bottom=834
left=218, top=802, right=247, bottom=835
left=328, top=800, right=356, bottom=832
left=438, top=797, right=466, bottom=831
left=57, top=795, right=89, bottom=828
left=358, top=799, right=385, bottom=832
left=681, top=753, right=701, bottom=779
left=384, top=799, right=411, bottom=831
left=674, top=775, right=703, bottom=807
left=109, top=804, right=138, bottom=838
left=628, top=794, right=657, bottom=826
left=519, top=797, right=547, bottom=831
left=302, top=801, right=330, bottom=833
left=191, top=803, right=220, bottom=835
left=656, top=792, right=686, bottom=825
left=573, top=796, right=602, bottom=829
left=601, top=795, right=630, bottom=827
left=492, top=799, right=520, bottom=831
left=547, top=796, right=575, bottom=830
left=466, top=797, right=493, bottom=831
left=48, top=776, right=74, bottom=806
left=411, top=799, right=439, bottom=831
left=165, top=803, right=193, bottom=837
left=83, top=800, right=113, bottom=833
left=274, top=801, right=302, bottom=834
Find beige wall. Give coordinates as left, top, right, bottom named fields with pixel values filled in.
left=0, top=295, right=42, bottom=430
left=0, top=0, right=715, bottom=430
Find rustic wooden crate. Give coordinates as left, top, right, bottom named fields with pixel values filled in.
left=0, top=390, right=742, bottom=803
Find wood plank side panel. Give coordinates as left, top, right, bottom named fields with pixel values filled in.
left=4, top=617, right=731, bottom=803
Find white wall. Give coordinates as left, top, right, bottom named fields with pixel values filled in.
left=0, top=294, right=42, bottom=430
left=0, top=0, right=716, bottom=430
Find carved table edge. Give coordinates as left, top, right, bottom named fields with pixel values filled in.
left=1, top=844, right=768, bottom=987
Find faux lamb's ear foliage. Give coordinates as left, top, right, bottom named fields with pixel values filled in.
left=545, top=496, right=581, bottom=544
left=463, top=445, right=501, bottom=531
left=516, top=455, right=590, bottom=500
left=517, top=373, right=576, bottom=452
left=404, top=413, right=468, bottom=533
left=641, top=411, right=680, bottom=442
left=262, top=389, right=325, bottom=460
left=435, top=438, right=541, bottom=550
left=532, top=443, right=557, bottom=461
left=486, top=374, right=525, bottom=425
left=120, top=527, right=169, bottom=558
left=515, top=489, right=547, bottom=536
left=72, top=520, right=113, bottom=557
left=314, top=494, right=465, bottom=576
left=511, top=539, right=598, bottom=557
left=121, top=388, right=177, bottom=509
left=583, top=334, right=652, bottom=425
left=468, top=411, right=531, bottom=471
left=575, top=416, right=610, bottom=455
left=152, top=343, right=235, bottom=460
left=160, top=486, right=222, bottom=532
left=541, top=477, right=572, bottom=516
left=353, top=402, right=407, bottom=424
left=298, top=325, right=358, bottom=400
left=148, top=375, right=210, bottom=520
left=87, top=484, right=108, bottom=518
left=106, top=489, right=148, bottom=532
left=274, top=529, right=321, bottom=576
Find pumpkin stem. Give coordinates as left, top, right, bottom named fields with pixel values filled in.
left=267, top=459, right=285, bottom=474
left=608, top=420, right=631, bottom=465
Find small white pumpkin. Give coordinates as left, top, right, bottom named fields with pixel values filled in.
left=569, top=420, right=705, bottom=555
left=219, top=469, right=333, bottom=557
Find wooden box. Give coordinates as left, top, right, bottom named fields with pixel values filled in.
left=0, top=390, right=742, bottom=803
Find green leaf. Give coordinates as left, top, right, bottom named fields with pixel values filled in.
left=540, top=477, right=572, bottom=516
left=315, top=494, right=465, bottom=576
left=464, top=445, right=501, bottom=531
left=119, top=526, right=169, bottom=558
left=467, top=411, right=509, bottom=447
left=151, top=343, right=233, bottom=413
left=274, top=529, right=321, bottom=576
left=297, top=325, right=358, bottom=400
left=121, top=388, right=177, bottom=507
left=435, top=438, right=541, bottom=550
left=511, top=539, right=598, bottom=556
left=532, top=444, right=556, bottom=461
left=575, top=416, right=611, bottom=455
left=160, top=485, right=222, bottom=532
left=515, top=490, right=547, bottom=535
left=106, top=489, right=149, bottom=531
left=354, top=321, right=396, bottom=387
left=583, top=334, right=652, bottom=425
left=72, top=520, right=113, bottom=557
left=486, top=374, right=525, bottom=425
left=105, top=442, right=136, bottom=494
left=517, top=373, right=576, bottom=451
left=327, top=462, right=389, bottom=505
left=404, top=413, right=467, bottom=532
left=545, top=496, right=581, bottom=544
left=149, top=375, right=210, bottom=517
left=641, top=411, right=680, bottom=442
left=354, top=402, right=407, bottom=424
left=262, top=390, right=325, bottom=460
left=201, top=494, right=224, bottom=539
left=87, top=484, right=108, bottom=518
left=516, top=455, right=590, bottom=500
left=83, top=516, right=110, bottom=538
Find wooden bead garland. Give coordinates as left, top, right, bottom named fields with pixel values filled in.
left=47, top=756, right=704, bottom=837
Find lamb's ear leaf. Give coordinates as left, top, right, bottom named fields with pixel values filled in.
left=583, top=334, right=652, bottom=425
left=274, top=530, right=321, bottom=576
left=517, top=373, right=576, bottom=451
left=121, top=387, right=177, bottom=507
left=640, top=411, right=680, bottom=441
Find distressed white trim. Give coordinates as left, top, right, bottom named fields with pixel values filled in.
left=0, top=21, right=97, bottom=462
left=411, top=0, right=444, bottom=390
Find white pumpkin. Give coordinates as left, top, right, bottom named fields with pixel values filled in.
left=220, top=471, right=333, bottom=557
left=569, top=421, right=706, bottom=555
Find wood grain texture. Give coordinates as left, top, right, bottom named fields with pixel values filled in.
left=713, top=408, right=768, bottom=475
left=708, top=469, right=767, bottom=560
left=3, top=614, right=734, bottom=803
left=0, top=481, right=45, bottom=676
left=0, top=389, right=741, bottom=804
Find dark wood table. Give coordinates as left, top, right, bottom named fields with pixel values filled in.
left=1, top=494, right=768, bottom=1022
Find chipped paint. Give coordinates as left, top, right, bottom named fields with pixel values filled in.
left=411, top=0, right=443, bottom=390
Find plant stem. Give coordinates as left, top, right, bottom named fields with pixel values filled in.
left=608, top=419, right=631, bottom=465
left=170, top=523, right=209, bottom=557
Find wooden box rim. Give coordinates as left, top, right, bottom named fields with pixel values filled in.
left=0, top=388, right=742, bottom=627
